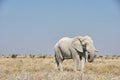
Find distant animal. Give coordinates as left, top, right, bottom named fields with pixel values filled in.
left=54, top=36, right=98, bottom=73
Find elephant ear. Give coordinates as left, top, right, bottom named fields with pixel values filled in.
left=72, top=39, right=83, bottom=53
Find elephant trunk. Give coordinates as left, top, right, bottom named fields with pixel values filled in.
left=88, top=54, right=95, bottom=62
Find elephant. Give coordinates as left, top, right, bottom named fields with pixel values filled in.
left=54, top=35, right=97, bottom=73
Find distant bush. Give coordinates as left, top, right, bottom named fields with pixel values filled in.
left=11, top=54, right=17, bottom=58
left=118, top=55, right=120, bottom=57
left=96, top=55, right=103, bottom=59
left=39, top=55, right=46, bottom=58
left=29, top=54, right=35, bottom=58
left=105, top=55, right=111, bottom=59
left=38, top=55, right=53, bottom=59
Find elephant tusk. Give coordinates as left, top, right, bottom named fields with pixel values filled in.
left=95, top=49, right=99, bottom=52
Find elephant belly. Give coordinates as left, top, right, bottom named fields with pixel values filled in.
left=61, top=48, right=72, bottom=59
left=63, top=54, right=72, bottom=59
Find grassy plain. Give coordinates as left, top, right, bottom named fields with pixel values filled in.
left=0, top=56, right=120, bottom=80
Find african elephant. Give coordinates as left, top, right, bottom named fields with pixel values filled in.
left=54, top=36, right=97, bottom=72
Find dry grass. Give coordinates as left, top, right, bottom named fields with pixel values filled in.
left=0, top=56, right=120, bottom=80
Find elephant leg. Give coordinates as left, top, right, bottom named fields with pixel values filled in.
left=58, top=61, right=63, bottom=71
left=81, top=56, right=85, bottom=73
left=55, top=54, right=63, bottom=71
left=55, top=47, right=64, bottom=71
left=83, top=51, right=86, bottom=62
left=73, top=55, right=79, bottom=72
left=57, top=60, right=63, bottom=71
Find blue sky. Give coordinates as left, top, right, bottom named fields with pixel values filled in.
left=0, top=0, right=120, bottom=55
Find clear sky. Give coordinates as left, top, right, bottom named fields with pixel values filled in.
left=0, top=0, right=120, bottom=55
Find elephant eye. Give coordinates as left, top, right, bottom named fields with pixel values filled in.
left=86, top=42, right=89, bottom=46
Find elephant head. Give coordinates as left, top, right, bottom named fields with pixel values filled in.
left=74, top=36, right=96, bottom=62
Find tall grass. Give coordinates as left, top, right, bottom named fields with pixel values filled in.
left=0, top=56, right=120, bottom=80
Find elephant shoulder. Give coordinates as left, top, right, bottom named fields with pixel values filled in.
left=60, top=37, right=70, bottom=41
left=57, top=37, right=70, bottom=43
left=54, top=37, right=68, bottom=47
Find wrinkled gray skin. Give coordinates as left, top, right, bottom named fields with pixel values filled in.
left=54, top=36, right=96, bottom=73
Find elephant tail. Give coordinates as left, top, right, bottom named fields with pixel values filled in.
left=54, top=45, right=64, bottom=63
